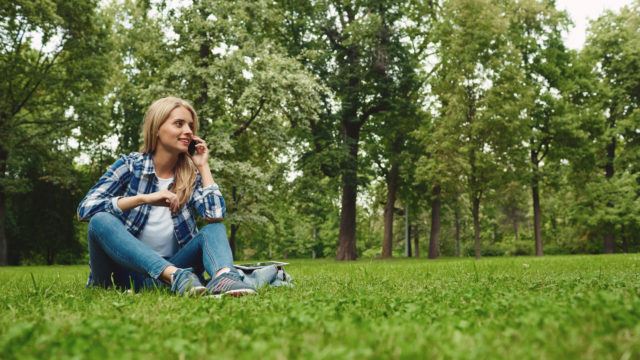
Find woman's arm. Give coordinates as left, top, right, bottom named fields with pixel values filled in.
left=197, top=162, right=214, bottom=188
left=77, top=156, right=132, bottom=221
left=187, top=136, right=225, bottom=221
left=78, top=153, right=183, bottom=219
left=189, top=170, right=226, bottom=222
left=116, top=190, right=180, bottom=213
left=115, top=194, right=147, bottom=212
left=191, top=135, right=214, bottom=188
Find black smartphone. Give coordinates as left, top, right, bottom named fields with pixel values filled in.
left=188, top=140, right=199, bottom=156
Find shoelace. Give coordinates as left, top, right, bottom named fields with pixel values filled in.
left=212, top=272, right=249, bottom=293
left=213, top=274, right=237, bottom=291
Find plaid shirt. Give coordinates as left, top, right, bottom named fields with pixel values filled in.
left=77, top=152, right=226, bottom=247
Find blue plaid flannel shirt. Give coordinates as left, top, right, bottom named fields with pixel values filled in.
left=77, top=152, right=226, bottom=247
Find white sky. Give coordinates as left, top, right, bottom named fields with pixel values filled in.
left=557, top=0, right=634, bottom=49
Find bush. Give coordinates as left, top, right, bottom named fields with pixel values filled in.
left=543, top=243, right=572, bottom=255
left=464, top=241, right=509, bottom=257
left=513, top=240, right=534, bottom=256
left=362, top=247, right=382, bottom=259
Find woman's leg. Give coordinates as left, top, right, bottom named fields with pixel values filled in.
left=169, top=222, right=234, bottom=278
left=87, top=230, right=120, bottom=288
left=88, top=212, right=172, bottom=283
left=171, top=223, right=256, bottom=296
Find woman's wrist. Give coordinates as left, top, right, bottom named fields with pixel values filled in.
left=197, top=163, right=215, bottom=187
left=196, top=162, right=210, bottom=173
left=128, top=194, right=148, bottom=207
left=136, top=194, right=148, bottom=205
left=116, top=194, right=148, bottom=212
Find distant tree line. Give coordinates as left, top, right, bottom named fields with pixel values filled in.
left=1, top=0, right=639, bottom=265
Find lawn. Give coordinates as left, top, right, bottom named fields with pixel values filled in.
left=1, top=255, right=639, bottom=359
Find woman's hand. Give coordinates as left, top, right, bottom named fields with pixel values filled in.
left=143, top=189, right=180, bottom=213
left=189, top=135, right=209, bottom=169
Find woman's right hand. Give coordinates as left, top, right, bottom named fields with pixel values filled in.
left=143, top=190, right=179, bottom=213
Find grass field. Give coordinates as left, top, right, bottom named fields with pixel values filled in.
left=1, top=255, right=639, bottom=359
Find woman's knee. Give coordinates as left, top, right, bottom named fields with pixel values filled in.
left=200, top=222, right=227, bottom=241
left=88, top=212, right=121, bottom=235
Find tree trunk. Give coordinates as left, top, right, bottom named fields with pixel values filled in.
left=229, top=186, right=239, bottom=258
left=229, top=224, right=238, bottom=259
left=195, top=5, right=211, bottom=135
left=472, top=196, right=481, bottom=259
left=603, top=233, right=615, bottom=254
left=404, top=205, right=412, bottom=257
left=603, top=134, right=616, bottom=253
left=466, top=87, right=481, bottom=260
left=47, top=247, right=54, bottom=266
left=382, top=161, right=399, bottom=258
left=513, top=219, right=519, bottom=242
left=0, top=144, right=7, bottom=265
left=454, top=205, right=461, bottom=257
left=531, top=150, right=543, bottom=256
left=413, top=224, right=419, bottom=258
left=336, top=122, right=360, bottom=260
left=312, top=225, right=318, bottom=259
left=428, top=184, right=441, bottom=259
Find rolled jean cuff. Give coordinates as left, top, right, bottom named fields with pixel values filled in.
left=152, top=263, right=173, bottom=281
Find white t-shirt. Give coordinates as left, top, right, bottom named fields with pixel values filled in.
left=114, top=176, right=177, bottom=257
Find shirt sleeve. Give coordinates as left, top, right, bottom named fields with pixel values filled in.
left=77, top=156, right=131, bottom=221
left=189, top=173, right=226, bottom=220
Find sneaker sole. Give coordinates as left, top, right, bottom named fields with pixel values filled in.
left=186, top=286, right=207, bottom=296
left=226, top=289, right=257, bottom=297
left=205, top=288, right=257, bottom=298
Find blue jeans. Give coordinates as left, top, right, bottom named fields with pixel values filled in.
left=87, top=212, right=234, bottom=291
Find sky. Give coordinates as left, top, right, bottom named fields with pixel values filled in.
left=557, top=0, right=634, bottom=49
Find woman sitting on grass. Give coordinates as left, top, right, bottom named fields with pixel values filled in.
left=77, top=96, right=255, bottom=297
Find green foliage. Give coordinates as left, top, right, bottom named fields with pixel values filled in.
left=102, top=0, right=328, bottom=256
left=0, top=0, right=115, bottom=264
left=3, top=0, right=640, bottom=263
left=6, top=153, right=84, bottom=265
left=2, top=256, right=640, bottom=358
left=574, top=4, right=640, bottom=249
left=0, top=0, right=115, bottom=148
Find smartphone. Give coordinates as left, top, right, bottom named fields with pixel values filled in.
left=188, top=140, right=199, bottom=156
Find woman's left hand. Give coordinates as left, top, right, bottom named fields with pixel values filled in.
left=190, top=135, right=209, bottom=168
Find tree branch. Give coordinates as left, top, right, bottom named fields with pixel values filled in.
left=538, top=139, right=550, bottom=163
left=372, top=152, right=388, bottom=177
left=7, top=22, right=29, bottom=105
left=15, top=118, right=72, bottom=126
left=323, top=26, right=344, bottom=51
left=11, top=36, right=67, bottom=117
left=15, top=121, right=78, bottom=149
left=231, top=97, right=266, bottom=139
left=359, top=100, right=389, bottom=124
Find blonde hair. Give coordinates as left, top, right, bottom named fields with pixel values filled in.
left=141, top=96, right=199, bottom=208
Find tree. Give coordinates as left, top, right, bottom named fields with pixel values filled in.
left=420, top=0, right=519, bottom=259
left=581, top=3, right=640, bottom=253
left=505, top=0, right=575, bottom=256
left=275, top=0, right=423, bottom=260
left=362, top=1, right=434, bottom=259
left=7, top=151, right=84, bottom=264
left=0, top=0, right=114, bottom=265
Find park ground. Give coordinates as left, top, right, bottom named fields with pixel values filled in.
left=1, top=255, right=639, bottom=359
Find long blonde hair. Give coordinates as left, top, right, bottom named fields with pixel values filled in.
left=141, top=96, right=199, bottom=208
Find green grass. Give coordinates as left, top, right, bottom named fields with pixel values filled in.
left=1, top=255, right=640, bottom=359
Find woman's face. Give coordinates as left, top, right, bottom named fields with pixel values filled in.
left=157, top=106, right=194, bottom=154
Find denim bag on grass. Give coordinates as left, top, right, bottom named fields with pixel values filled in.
left=235, top=264, right=294, bottom=289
